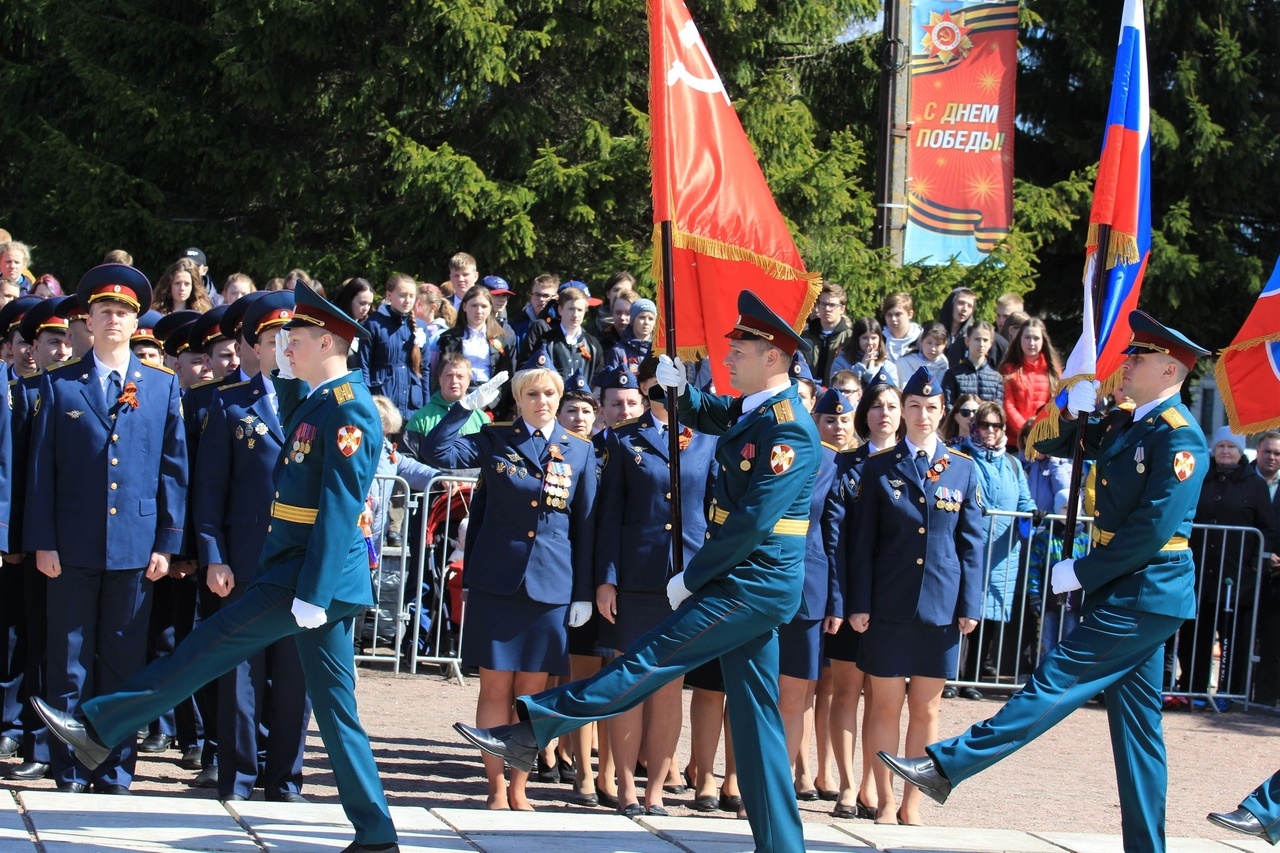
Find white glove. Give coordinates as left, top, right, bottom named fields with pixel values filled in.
left=275, top=329, right=295, bottom=380
left=667, top=572, right=692, bottom=610
left=413, top=325, right=427, bottom=350
left=349, top=337, right=360, bottom=354
left=1065, top=379, right=1101, bottom=417
left=1050, top=559, right=1082, bottom=595
left=567, top=601, right=593, bottom=628
left=461, top=370, right=509, bottom=411
left=655, top=354, right=688, bottom=397
left=291, top=597, right=327, bottom=629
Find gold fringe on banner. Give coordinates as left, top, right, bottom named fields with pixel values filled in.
left=650, top=223, right=822, bottom=363
left=1025, top=373, right=1117, bottom=449
left=1086, top=224, right=1141, bottom=269
left=1215, top=340, right=1280, bottom=435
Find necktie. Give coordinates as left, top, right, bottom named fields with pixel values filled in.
left=728, top=398, right=744, bottom=425
left=914, top=449, right=931, bottom=482
left=106, top=372, right=122, bottom=408
left=531, top=428, right=547, bottom=460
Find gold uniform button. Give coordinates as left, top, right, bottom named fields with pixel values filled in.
left=530, top=501, right=538, bottom=507
left=665, top=493, right=672, bottom=499
left=533, top=472, right=541, bottom=479
left=109, top=508, right=117, bottom=516
left=918, top=497, right=925, bottom=504
left=527, top=531, right=535, bottom=539
left=275, top=492, right=280, bottom=499
left=110, top=483, right=118, bottom=490
left=110, top=458, right=118, bottom=466
left=664, top=523, right=672, bottom=531
left=111, top=434, right=119, bottom=442
left=1101, top=479, right=1108, bottom=486
left=918, top=527, right=926, bottom=534
left=267, top=525, right=272, bottom=533
left=706, top=532, right=712, bottom=540
left=1094, top=511, right=1100, bottom=517
left=916, top=557, right=924, bottom=565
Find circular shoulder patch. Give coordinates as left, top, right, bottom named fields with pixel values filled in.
left=769, top=443, right=796, bottom=474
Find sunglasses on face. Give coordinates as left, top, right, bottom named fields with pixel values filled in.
left=975, top=421, right=1005, bottom=430
left=957, top=408, right=977, bottom=418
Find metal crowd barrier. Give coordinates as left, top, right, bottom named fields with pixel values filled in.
left=354, top=474, right=417, bottom=673
left=408, top=474, right=478, bottom=684
left=948, top=510, right=1265, bottom=710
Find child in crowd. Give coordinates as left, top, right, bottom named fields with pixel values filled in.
left=881, top=292, right=922, bottom=361
left=943, top=320, right=1004, bottom=406
left=893, top=321, right=949, bottom=382
left=831, top=316, right=899, bottom=388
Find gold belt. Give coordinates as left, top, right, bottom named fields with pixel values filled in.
left=270, top=501, right=318, bottom=524
left=710, top=507, right=808, bottom=536
left=1091, top=527, right=1189, bottom=551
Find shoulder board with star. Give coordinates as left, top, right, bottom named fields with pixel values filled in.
left=949, top=449, right=973, bottom=460
left=192, top=377, right=222, bottom=389
left=332, top=382, right=355, bottom=405
left=1160, top=408, right=1189, bottom=429
left=49, top=358, right=82, bottom=372
left=144, top=362, right=175, bottom=375
left=615, top=416, right=640, bottom=429
left=562, top=431, right=591, bottom=445
left=821, top=441, right=841, bottom=453
left=871, top=445, right=896, bottom=457
left=219, top=379, right=250, bottom=390
left=771, top=399, right=795, bottom=423
left=487, top=420, right=513, bottom=428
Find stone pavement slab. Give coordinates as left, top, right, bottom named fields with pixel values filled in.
left=1213, top=836, right=1280, bottom=853
left=229, top=801, right=468, bottom=852
left=637, top=814, right=869, bottom=850
left=834, top=822, right=1062, bottom=852
left=1027, top=832, right=1243, bottom=853
left=0, top=793, right=31, bottom=850
left=432, top=807, right=680, bottom=852
left=20, top=791, right=253, bottom=852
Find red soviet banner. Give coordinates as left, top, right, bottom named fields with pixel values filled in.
left=650, top=0, right=820, bottom=391
left=903, top=1, right=1018, bottom=265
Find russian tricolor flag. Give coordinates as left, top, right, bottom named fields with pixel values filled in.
left=1059, top=0, right=1151, bottom=392
left=1216, top=257, right=1280, bottom=433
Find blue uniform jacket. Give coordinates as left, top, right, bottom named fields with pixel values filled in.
left=833, top=444, right=873, bottom=618
left=6, top=374, right=42, bottom=554
left=26, top=352, right=188, bottom=568
left=850, top=441, right=984, bottom=625
left=1034, top=397, right=1208, bottom=619
left=800, top=444, right=844, bottom=621
left=253, top=371, right=381, bottom=609
left=422, top=403, right=598, bottom=604
left=0, top=379, right=14, bottom=553
left=360, top=303, right=429, bottom=418
left=178, top=375, right=240, bottom=559
left=193, top=372, right=285, bottom=581
left=594, top=411, right=716, bottom=592
left=678, top=381, right=821, bottom=623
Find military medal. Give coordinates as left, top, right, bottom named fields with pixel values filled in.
left=236, top=426, right=245, bottom=440
left=496, top=461, right=507, bottom=475
left=935, top=486, right=945, bottom=509
left=740, top=443, right=756, bottom=471
left=292, top=423, right=317, bottom=463
left=247, top=438, right=255, bottom=449
left=1134, top=447, right=1145, bottom=474
left=926, top=457, right=950, bottom=482
left=255, top=422, right=268, bottom=436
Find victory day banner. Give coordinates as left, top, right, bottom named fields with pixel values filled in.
left=903, top=0, right=1019, bottom=266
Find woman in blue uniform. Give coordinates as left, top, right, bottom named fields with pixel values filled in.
left=595, top=356, right=717, bottom=815
left=422, top=354, right=597, bottom=811
left=777, top=388, right=848, bottom=805
left=827, top=370, right=901, bottom=818
left=849, top=367, right=983, bottom=825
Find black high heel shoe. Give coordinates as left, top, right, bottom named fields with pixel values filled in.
left=856, top=797, right=876, bottom=820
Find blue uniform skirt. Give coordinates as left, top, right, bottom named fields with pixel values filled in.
left=566, top=609, right=611, bottom=658
left=777, top=617, right=823, bottom=680
left=604, top=591, right=673, bottom=652
left=857, top=617, right=959, bottom=680
left=462, top=589, right=569, bottom=676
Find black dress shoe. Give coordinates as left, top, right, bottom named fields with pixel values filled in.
left=719, top=794, right=742, bottom=812
left=32, top=698, right=111, bottom=772
left=57, top=782, right=88, bottom=793
left=856, top=797, right=876, bottom=820
left=6, top=762, right=51, bottom=780
left=796, top=788, right=820, bottom=802
left=222, top=794, right=247, bottom=802
left=268, top=792, right=309, bottom=803
left=453, top=721, right=539, bottom=773
left=597, top=790, right=619, bottom=809
left=191, top=766, right=218, bottom=788
left=0, top=736, right=18, bottom=759
left=878, top=752, right=952, bottom=805
left=139, top=733, right=173, bottom=753
left=618, top=802, right=645, bottom=817
left=1208, top=807, right=1268, bottom=839
left=340, top=843, right=399, bottom=853
left=96, top=784, right=131, bottom=795
left=690, top=795, right=719, bottom=812
left=831, top=803, right=857, bottom=819
left=941, top=686, right=957, bottom=699
left=959, top=686, right=984, bottom=700
left=180, top=746, right=203, bottom=770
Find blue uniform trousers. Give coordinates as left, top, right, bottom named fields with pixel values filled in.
left=930, top=605, right=1183, bottom=853
left=18, top=557, right=49, bottom=762
left=0, top=560, right=26, bottom=742
left=46, top=565, right=154, bottom=788
left=1241, top=771, right=1280, bottom=844
left=146, top=576, right=201, bottom=748
left=518, top=585, right=804, bottom=853
left=215, top=583, right=310, bottom=800
left=81, top=582, right=395, bottom=846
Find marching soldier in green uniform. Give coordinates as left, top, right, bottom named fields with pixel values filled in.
left=36, top=285, right=400, bottom=853
left=881, top=311, right=1210, bottom=853
left=456, top=290, right=822, bottom=853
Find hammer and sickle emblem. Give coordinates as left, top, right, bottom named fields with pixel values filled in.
left=666, top=20, right=731, bottom=106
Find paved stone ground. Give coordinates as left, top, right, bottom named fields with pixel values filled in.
left=2, top=666, right=1277, bottom=850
